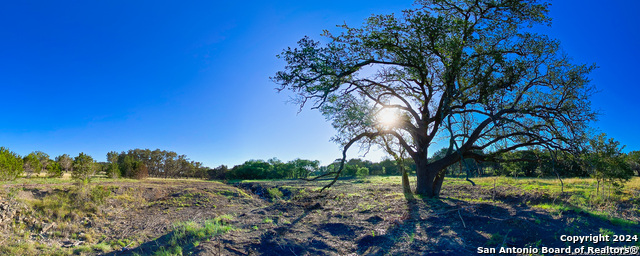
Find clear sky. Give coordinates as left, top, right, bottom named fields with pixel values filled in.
left=1, top=1, right=638, bottom=167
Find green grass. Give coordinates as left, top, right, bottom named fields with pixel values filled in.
left=25, top=184, right=115, bottom=224
left=90, top=243, right=112, bottom=253
left=266, top=187, right=284, bottom=199
left=360, top=175, right=640, bottom=226
left=0, top=174, right=229, bottom=187
left=0, top=240, right=76, bottom=256
left=147, top=215, right=234, bottom=255
left=533, top=203, right=638, bottom=226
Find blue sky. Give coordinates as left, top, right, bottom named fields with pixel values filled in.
left=0, top=1, right=638, bottom=167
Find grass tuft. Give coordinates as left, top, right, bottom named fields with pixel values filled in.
left=148, top=216, right=234, bottom=255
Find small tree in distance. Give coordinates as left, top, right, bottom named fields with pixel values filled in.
left=34, top=151, right=51, bottom=175
left=56, top=154, right=73, bottom=174
left=23, top=152, right=42, bottom=178
left=584, top=133, right=632, bottom=197
left=0, top=147, right=24, bottom=181
left=627, top=151, right=640, bottom=177
left=46, top=161, right=63, bottom=178
left=73, top=152, right=96, bottom=184
left=106, top=151, right=121, bottom=178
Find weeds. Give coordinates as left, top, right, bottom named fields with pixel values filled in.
left=142, top=215, right=234, bottom=255
left=267, top=187, right=283, bottom=199
left=28, top=185, right=111, bottom=223
left=533, top=203, right=638, bottom=226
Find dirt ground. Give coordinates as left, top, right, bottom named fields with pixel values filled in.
left=1, top=178, right=639, bottom=255
left=197, top=180, right=640, bottom=255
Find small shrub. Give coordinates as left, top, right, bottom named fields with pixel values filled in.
left=72, top=245, right=92, bottom=254
left=91, top=243, right=111, bottom=253
left=46, top=162, right=63, bottom=178
left=356, top=167, right=369, bottom=177
left=267, top=187, right=283, bottom=199
left=106, top=162, right=120, bottom=179
left=148, top=217, right=234, bottom=255
left=79, top=233, right=94, bottom=243
left=216, top=214, right=233, bottom=223
left=90, top=185, right=111, bottom=205
left=131, top=162, right=149, bottom=179
left=486, top=233, right=505, bottom=246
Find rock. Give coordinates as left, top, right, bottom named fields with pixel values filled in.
left=41, top=222, right=56, bottom=234
left=62, top=240, right=84, bottom=248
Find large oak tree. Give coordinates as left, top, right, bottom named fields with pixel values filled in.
left=273, top=0, right=596, bottom=196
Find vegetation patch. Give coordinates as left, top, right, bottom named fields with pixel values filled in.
left=147, top=215, right=234, bottom=255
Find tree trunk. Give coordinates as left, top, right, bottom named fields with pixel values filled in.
left=401, top=169, right=412, bottom=194
left=415, top=158, right=447, bottom=197
left=433, top=171, right=446, bottom=196
left=401, top=167, right=414, bottom=201
left=415, top=158, right=429, bottom=195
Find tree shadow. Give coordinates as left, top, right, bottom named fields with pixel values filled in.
left=351, top=196, right=543, bottom=255
left=246, top=203, right=343, bottom=255
left=102, top=231, right=176, bottom=256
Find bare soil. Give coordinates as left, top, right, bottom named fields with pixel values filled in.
left=1, top=178, right=639, bottom=255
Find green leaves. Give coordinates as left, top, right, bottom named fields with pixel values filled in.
left=274, top=0, right=596, bottom=195
left=584, top=133, right=633, bottom=191
left=0, top=147, right=23, bottom=181
left=23, top=152, right=43, bottom=176
left=46, top=161, right=63, bottom=178
left=73, top=152, right=96, bottom=184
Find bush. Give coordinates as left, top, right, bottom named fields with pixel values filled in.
left=356, top=167, right=369, bottom=177
left=46, top=162, right=63, bottom=178
left=119, top=155, right=148, bottom=179
left=90, top=185, right=111, bottom=205
left=148, top=217, right=234, bottom=255
left=627, top=151, right=640, bottom=176
left=228, top=160, right=272, bottom=179
left=106, top=162, right=120, bottom=178
left=128, top=162, right=148, bottom=179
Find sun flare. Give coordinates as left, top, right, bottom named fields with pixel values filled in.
left=377, top=108, right=399, bottom=127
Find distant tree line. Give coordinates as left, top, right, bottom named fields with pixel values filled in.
left=1, top=133, right=638, bottom=193
left=0, top=148, right=96, bottom=182
left=0, top=148, right=208, bottom=182
left=209, top=158, right=320, bottom=180
left=210, top=133, right=637, bottom=196
left=104, top=149, right=208, bottom=179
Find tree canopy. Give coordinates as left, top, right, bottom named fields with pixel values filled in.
left=73, top=152, right=96, bottom=184
left=273, top=0, right=597, bottom=196
left=0, top=147, right=23, bottom=181
left=583, top=133, right=632, bottom=195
